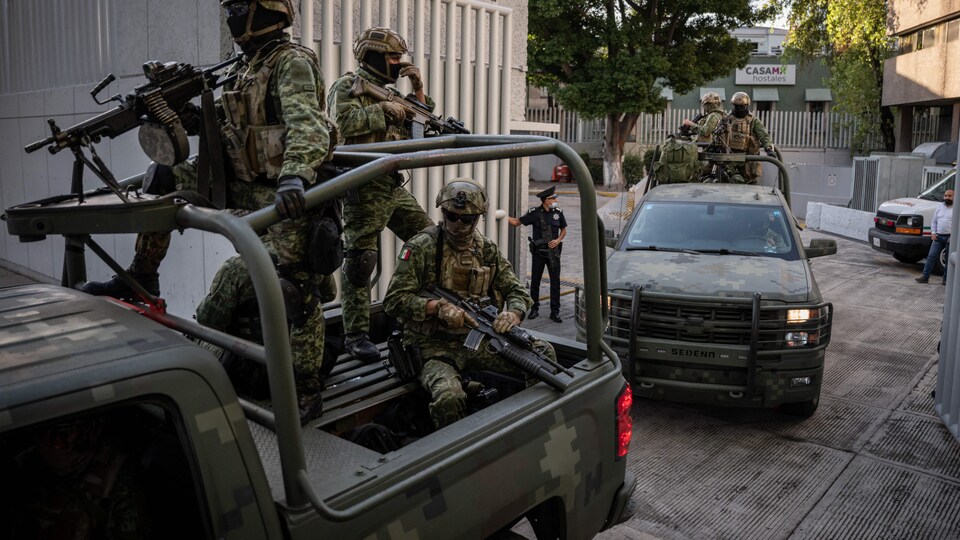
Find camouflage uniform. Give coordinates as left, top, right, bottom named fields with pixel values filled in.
left=722, top=108, right=773, bottom=184
left=196, top=236, right=337, bottom=379
left=328, top=66, right=435, bottom=338
left=690, top=103, right=726, bottom=143
left=130, top=34, right=332, bottom=278
left=383, top=225, right=556, bottom=428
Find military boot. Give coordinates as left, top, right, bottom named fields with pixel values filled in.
left=297, top=377, right=325, bottom=425
left=79, top=272, right=161, bottom=300
left=345, top=332, right=381, bottom=363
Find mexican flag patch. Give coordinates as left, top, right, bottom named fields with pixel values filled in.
left=399, top=247, right=413, bottom=261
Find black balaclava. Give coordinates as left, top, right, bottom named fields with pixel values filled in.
left=733, top=104, right=750, bottom=118
left=227, top=3, right=288, bottom=56
left=361, top=50, right=402, bottom=83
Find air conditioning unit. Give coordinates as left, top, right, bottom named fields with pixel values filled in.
left=850, top=153, right=932, bottom=212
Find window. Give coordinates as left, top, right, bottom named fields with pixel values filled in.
left=0, top=401, right=211, bottom=539
left=922, top=26, right=938, bottom=49
left=947, top=20, right=959, bottom=43
left=898, top=33, right=916, bottom=54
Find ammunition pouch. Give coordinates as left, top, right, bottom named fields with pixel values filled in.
left=387, top=330, right=423, bottom=381
left=230, top=298, right=264, bottom=343
left=344, top=249, right=378, bottom=287
left=306, top=199, right=344, bottom=274
left=277, top=272, right=323, bottom=327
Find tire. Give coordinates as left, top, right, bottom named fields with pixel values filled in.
left=933, top=248, right=947, bottom=276
left=893, top=252, right=923, bottom=264
left=780, top=394, right=819, bottom=418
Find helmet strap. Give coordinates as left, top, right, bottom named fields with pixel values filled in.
left=231, top=2, right=287, bottom=46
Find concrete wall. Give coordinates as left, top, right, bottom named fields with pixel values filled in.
left=805, top=202, right=875, bottom=242
left=889, top=0, right=960, bottom=33
left=883, top=37, right=960, bottom=107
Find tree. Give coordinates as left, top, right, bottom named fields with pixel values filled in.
left=528, top=0, right=774, bottom=189
left=780, top=0, right=895, bottom=153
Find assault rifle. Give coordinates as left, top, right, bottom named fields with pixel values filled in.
left=678, top=112, right=704, bottom=138
left=25, top=56, right=240, bottom=202
left=428, top=286, right=573, bottom=392
left=350, top=75, right=469, bottom=139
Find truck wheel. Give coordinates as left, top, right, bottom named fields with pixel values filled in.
left=893, top=253, right=922, bottom=264
left=780, top=395, right=819, bottom=418
left=933, top=249, right=947, bottom=276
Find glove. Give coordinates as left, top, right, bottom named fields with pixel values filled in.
left=275, top=176, right=306, bottom=220
left=493, top=310, right=521, bottom=334
left=397, top=63, right=423, bottom=92
left=764, top=144, right=776, bottom=157
left=436, top=299, right=477, bottom=329
left=380, top=101, right=411, bottom=126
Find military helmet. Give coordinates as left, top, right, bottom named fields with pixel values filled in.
left=353, top=27, right=408, bottom=62
left=731, top=92, right=751, bottom=107
left=436, top=178, right=488, bottom=215
left=701, top=92, right=722, bottom=107
left=222, top=0, right=294, bottom=24
left=221, top=0, right=294, bottom=44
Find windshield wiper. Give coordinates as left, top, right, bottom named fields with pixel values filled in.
left=625, top=245, right=700, bottom=255
left=695, top=248, right=756, bottom=256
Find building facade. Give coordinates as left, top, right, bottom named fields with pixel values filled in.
left=883, top=0, right=960, bottom=151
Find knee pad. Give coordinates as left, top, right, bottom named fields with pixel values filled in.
left=142, top=162, right=177, bottom=195
left=343, top=250, right=378, bottom=287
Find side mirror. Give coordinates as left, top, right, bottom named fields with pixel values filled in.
left=605, top=229, right=618, bottom=249
left=805, top=238, right=837, bottom=258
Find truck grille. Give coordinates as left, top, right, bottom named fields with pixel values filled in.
left=875, top=211, right=899, bottom=233
left=580, top=289, right=832, bottom=356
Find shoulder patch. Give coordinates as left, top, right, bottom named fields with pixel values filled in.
left=398, top=246, right=413, bottom=261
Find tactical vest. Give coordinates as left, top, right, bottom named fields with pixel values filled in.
left=220, top=41, right=336, bottom=182
left=407, top=226, right=496, bottom=336
left=726, top=113, right=755, bottom=152
left=697, top=110, right=724, bottom=143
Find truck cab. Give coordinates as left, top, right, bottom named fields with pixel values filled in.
left=868, top=168, right=957, bottom=273
left=0, top=136, right=636, bottom=539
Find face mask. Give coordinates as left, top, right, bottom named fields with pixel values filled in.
left=443, top=212, right=479, bottom=249
left=550, top=202, right=558, bottom=210
left=733, top=105, right=750, bottom=118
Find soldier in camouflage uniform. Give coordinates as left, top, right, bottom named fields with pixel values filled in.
left=383, top=179, right=557, bottom=429
left=720, top=91, right=776, bottom=184
left=682, top=91, right=726, bottom=143
left=328, top=28, right=436, bottom=363
left=81, top=0, right=335, bottom=421
left=7, top=417, right=150, bottom=539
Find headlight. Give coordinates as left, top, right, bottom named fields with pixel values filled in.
left=785, top=331, right=810, bottom=347
left=905, top=216, right=922, bottom=227
left=787, top=308, right=813, bottom=323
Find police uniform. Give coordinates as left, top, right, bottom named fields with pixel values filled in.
left=518, top=186, right=567, bottom=319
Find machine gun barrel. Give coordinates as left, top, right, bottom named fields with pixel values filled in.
left=427, top=286, right=572, bottom=392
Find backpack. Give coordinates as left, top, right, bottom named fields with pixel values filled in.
left=653, top=136, right=700, bottom=184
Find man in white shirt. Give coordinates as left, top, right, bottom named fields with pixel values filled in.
left=917, top=189, right=953, bottom=284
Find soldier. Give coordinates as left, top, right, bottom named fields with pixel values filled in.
left=383, top=178, right=557, bottom=429
left=720, top=91, right=776, bottom=184
left=682, top=91, right=726, bottom=143
left=508, top=186, right=567, bottom=322
left=7, top=417, right=151, bottom=539
left=328, top=27, right=435, bottom=363
left=80, top=0, right=335, bottom=421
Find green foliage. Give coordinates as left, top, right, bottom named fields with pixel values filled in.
left=780, top=0, right=894, bottom=152
left=622, top=154, right=646, bottom=187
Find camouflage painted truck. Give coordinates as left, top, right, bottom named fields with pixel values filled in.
left=0, top=135, right=636, bottom=538
left=576, top=155, right=837, bottom=417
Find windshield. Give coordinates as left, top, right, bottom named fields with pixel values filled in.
left=919, top=170, right=956, bottom=201
left=622, top=201, right=798, bottom=260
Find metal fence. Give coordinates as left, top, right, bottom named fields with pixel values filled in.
left=526, top=106, right=942, bottom=151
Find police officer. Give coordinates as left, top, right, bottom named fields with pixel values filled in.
left=328, top=27, right=435, bottom=363
left=508, top=186, right=567, bottom=322
left=383, top=178, right=556, bottom=429
left=80, top=0, right=335, bottom=421
left=682, top=91, right=725, bottom=143
left=721, top=91, right=775, bottom=184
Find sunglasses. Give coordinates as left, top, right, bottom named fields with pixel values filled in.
left=224, top=1, right=251, bottom=18
left=443, top=210, right=480, bottom=224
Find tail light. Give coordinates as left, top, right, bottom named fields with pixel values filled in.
left=616, top=383, right=633, bottom=459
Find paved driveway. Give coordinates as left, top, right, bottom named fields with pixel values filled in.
left=517, top=183, right=958, bottom=539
